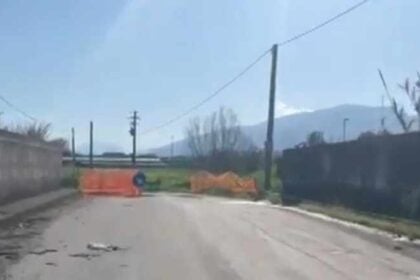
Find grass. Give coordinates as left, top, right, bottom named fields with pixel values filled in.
left=143, top=168, right=192, bottom=192
left=249, top=167, right=282, bottom=202
left=142, top=167, right=277, bottom=199
left=297, top=201, right=420, bottom=240
left=60, top=167, right=81, bottom=188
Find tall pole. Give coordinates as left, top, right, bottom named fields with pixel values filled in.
left=129, top=111, right=139, bottom=166
left=89, top=121, right=93, bottom=168
left=133, top=111, right=137, bottom=166
left=71, top=127, right=76, bottom=164
left=343, top=118, right=349, bottom=141
left=264, top=44, right=278, bottom=191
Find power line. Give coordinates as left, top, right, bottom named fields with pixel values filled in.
left=277, top=0, right=370, bottom=47
left=141, top=0, right=371, bottom=135
left=0, top=94, right=37, bottom=122
left=141, top=48, right=272, bottom=135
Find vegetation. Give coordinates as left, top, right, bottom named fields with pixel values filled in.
left=378, top=69, right=419, bottom=132
left=143, top=168, right=192, bottom=192
left=306, top=131, right=325, bottom=146
left=61, top=167, right=81, bottom=188
left=1, top=121, right=69, bottom=153
left=185, top=107, right=259, bottom=174
left=398, top=73, right=420, bottom=131
left=9, top=122, right=51, bottom=140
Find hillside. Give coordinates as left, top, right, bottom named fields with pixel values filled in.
left=149, top=104, right=406, bottom=156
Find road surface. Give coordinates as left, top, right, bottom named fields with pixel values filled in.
left=1, top=193, right=420, bottom=280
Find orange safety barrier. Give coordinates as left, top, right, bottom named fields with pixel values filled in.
left=190, top=171, right=258, bottom=196
left=80, top=169, right=141, bottom=197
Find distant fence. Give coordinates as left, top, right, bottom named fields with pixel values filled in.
left=0, top=130, right=62, bottom=204
left=279, top=132, right=420, bottom=219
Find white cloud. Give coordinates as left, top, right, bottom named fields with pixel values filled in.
left=275, top=100, right=311, bottom=117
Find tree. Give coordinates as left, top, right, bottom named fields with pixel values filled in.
left=186, top=107, right=242, bottom=157
left=185, top=107, right=257, bottom=173
left=378, top=69, right=417, bottom=132
left=49, top=138, right=70, bottom=154
left=306, top=131, right=325, bottom=146
left=398, top=73, right=420, bottom=130
left=11, top=122, right=52, bottom=140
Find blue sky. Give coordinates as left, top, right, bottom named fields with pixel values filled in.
left=0, top=0, right=419, bottom=152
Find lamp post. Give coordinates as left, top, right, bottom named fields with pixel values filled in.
left=343, top=118, right=349, bottom=141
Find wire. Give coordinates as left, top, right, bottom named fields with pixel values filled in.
left=141, top=48, right=272, bottom=135
left=0, top=94, right=37, bottom=122
left=277, top=0, right=370, bottom=47
left=141, top=0, right=371, bottom=135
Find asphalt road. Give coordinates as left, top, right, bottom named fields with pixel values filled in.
left=2, top=193, right=420, bottom=280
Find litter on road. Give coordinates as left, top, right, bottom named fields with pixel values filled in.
left=87, top=242, right=122, bottom=252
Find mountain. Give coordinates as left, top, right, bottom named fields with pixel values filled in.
left=149, top=104, right=407, bottom=156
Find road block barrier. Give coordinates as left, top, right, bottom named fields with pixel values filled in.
left=80, top=169, right=141, bottom=197
left=190, top=171, right=258, bottom=196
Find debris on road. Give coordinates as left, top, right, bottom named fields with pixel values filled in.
left=45, top=262, right=57, bottom=267
left=29, top=249, right=58, bottom=255
left=87, top=242, right=122, bottom=252
left=69, top=253, right=100, bottom=260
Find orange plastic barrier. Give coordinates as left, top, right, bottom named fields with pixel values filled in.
left=80, top=169, right=141, bottom=197
left=190, top=171, right=258, bottom=196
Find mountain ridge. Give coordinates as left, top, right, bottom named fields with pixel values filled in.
left=150, top=104, right=407, bottom=156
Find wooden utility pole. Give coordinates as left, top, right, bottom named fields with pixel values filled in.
left=129, top=111, right=139, bottom=166
left=71, top=127, right=76, bottom=164
left=89, top=121, right=93, bottom=168
left=264, top=44, right=278, bottom=191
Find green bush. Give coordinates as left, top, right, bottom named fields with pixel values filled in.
left=267, top=191, right=281, bottom=204
left=60, top=168, right=80, bottom=188
left=142, top=168, right=191, bottom=192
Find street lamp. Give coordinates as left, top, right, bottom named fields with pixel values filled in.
left=343, top=118, right=349, bottom=141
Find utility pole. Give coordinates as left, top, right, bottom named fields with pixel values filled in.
left=129, top=111, right=140, bottom=166
left=343, top=118, right=349, bottom=141
left=71, top=127, right=76, bottom=164
left=89, top=121, right=93, bottom=168
left=264, top=44, right=278, bottom=191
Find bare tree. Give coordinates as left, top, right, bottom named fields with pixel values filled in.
left=186, top=117, right=203, bottom=157
left=398, top=73, right=420, bottom=130
left=8, top=122, right=52, bottom=140
left=378, top=69, right=415, bottom=133
left=185, top=107, right=258, bottom=173
left=186, top=107, right=242, bottom=157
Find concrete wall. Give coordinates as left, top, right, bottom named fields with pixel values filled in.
left=0, top=129, right=62, bottom=204
left=280, top=132, right=420, bottom=219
